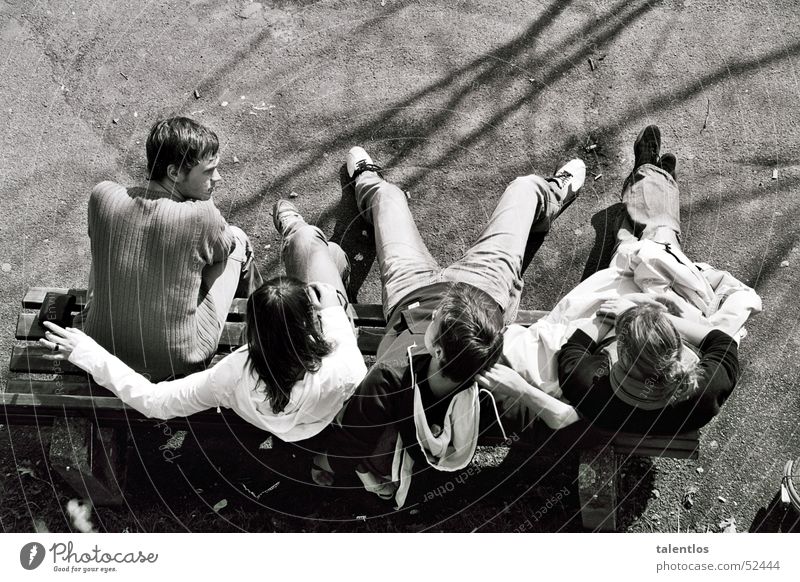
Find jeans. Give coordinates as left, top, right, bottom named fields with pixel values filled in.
left=354, top=172, right=567, bottom=322
left=618, top=164, right=681, bottom=248
left=277, top=217, right=351, bottom=305
left=203, top=225, right=263, bottom=338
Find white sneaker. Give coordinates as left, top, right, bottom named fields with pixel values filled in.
left=551, top=158, right=586, bottom=213
left=553, top=159, right=586, bottom=197
left=346, top=146, right=382, bottom=179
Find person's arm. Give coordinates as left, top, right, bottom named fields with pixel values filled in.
left=663, top=313, right=715, bottom=347
left=308, top=282, right=367, bottom=382
left=476, top=364, right=579, bottom=429
left=665, top=330, right=740, bottom=430
left=696, top=329, right=739, bottom=401
left=556, top=328, right=613, bottom=421
left=198, top=204, right=235, bottom=265
left=40, top=322, right=231, bottom=419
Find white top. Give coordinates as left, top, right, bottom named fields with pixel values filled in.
left=68, top=306, right=367, bottom=442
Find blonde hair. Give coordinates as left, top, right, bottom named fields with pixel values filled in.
left=615, top=304, right=701, bottom=402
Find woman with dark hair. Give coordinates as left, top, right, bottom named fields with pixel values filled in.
left=39, top=201, right=367, bottom=442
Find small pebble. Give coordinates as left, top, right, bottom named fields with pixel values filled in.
left=696, top=467, right=705, bottom=474
left=133, top=111, right=138, bottom=118
left=574, top=228, right=583, bottom=236
left=772, top=169, right=778, bottom=180
left=780, top=260, right=789, bottom=268
left=356, top=515, right=367, bottom=521
left=240, top=95, right=246, bottom=100
left=194, top=89, right=201, bottom=99
left=112, top=118, right=119, bottom=124
left=221, top=101, right=229, bottom=107
left=718, top=496, right=727, bottom=503
left=652, top=489, right=660, bottom=499
left=362, top=230, right=368, bottom=237
left=1, top=263, right=11, bottom=272
left=289, top=191, right=298, bottom=198
left=354, top=253, right=364, bottom=262
left=233, top=155, right=240, bottom=163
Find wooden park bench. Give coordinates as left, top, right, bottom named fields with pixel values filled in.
left=4, top=286, right=699, bottom=531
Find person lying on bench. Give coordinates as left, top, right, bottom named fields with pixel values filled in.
left=39, top=201, right=367, bottom=443
left=73, top=117, right=262, bottom=380
left=477, top=125, right=762, bottom=436
left=314, top=147, right=585, bottom=506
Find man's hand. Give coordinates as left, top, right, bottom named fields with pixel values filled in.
left=476, top=364, right=530, bottom=399
left=38, top=321, right=92, bottom=360
left=306, top=282, right=341, bottom=311
left=596, top=297, right=639, bottom=323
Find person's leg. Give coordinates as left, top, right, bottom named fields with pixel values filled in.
left=203, top=225, right=257, bottom=337
left=621, top=163, right=681, bottom=248
left=442, top=160, right=585, bottom=323
left=274, top=201, right=350, bottom=300
left=617, top=126, right=682, bottom=249
left=349, top=148, right=441, bottom=317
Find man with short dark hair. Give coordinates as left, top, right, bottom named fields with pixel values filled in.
left=314, top=147, right=585, bottom=505
left=75, top=117, right=261, bottom=380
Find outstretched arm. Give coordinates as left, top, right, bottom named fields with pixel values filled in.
left=476, top=364, right=580, bottom=429
left=40, top=322, right=228, bottom=419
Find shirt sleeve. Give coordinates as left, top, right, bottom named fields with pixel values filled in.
left=558, top=329, right=605, bottom=403
left=198, top=204, right=235, bottom=265
left=693, top=329, right=739, bottom=408
left=318, top=306, right=367, bottom=381
left=68, top=335, right=233, bottom=419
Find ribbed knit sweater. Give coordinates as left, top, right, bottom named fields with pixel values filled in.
left=78, top=181, right=234, bottom=380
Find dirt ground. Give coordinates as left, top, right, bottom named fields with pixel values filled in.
left=1, top=0, right=799, bottom=533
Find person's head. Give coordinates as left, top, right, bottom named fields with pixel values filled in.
left=423, top=282, right=504, bottom=385
left=615, top=303, right=699, bottom=402
left=146, top=117, right=221, bottom=200
left=246, top=277, right=333, bottom=413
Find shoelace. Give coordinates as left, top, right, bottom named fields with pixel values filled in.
left=351, top=161, right=384, bottom=180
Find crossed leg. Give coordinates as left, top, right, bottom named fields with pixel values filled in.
left=617, top=164, right=681, bottom=248
left=276, top=214, right=351, bottom=305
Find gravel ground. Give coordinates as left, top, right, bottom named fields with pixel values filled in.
left=1, top=0, right=799, bottom=533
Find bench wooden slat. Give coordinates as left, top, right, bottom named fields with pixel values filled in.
left=21, top=287, right=539, bottom=328
left=2, top=379, right=261, bottom=431
left=10, top=345, right=228, bottom=375
left=16, top=312, right=247, bottom=348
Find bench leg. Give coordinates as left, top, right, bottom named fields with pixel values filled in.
left=578, top=445, right=619, bottom=531
left=49, top=417, right=128, bottom=506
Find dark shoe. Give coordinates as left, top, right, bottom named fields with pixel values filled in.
left=272, top=199, right=303, bottom=234
left=657, top=153, right=677, bottom=180
left=633, top=125, right=661, bottom=169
